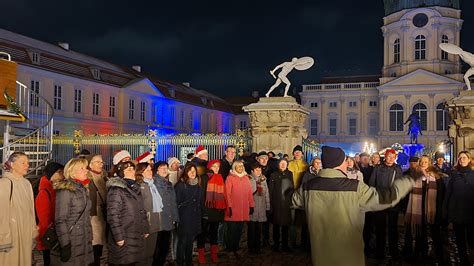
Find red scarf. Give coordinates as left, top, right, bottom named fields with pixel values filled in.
left=205, top=173, right=226, bottom=209
left=73, top=178, right=90, bottom=187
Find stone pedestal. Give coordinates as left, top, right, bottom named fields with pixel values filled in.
left=243, top=97, right=309, bottom=156
left=446, top=90, right=474, bottom=155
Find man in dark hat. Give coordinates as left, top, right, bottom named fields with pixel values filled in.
left=293, top=146, right=415, bottom=266
left=433, top=152, right=451, bottom=175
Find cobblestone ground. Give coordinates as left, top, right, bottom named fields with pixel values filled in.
left=32, top=226, right=465, bottom=265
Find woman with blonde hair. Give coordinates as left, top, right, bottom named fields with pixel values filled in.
left=346, top=157, right=364, bottom=182
left=0, top=152, right=37, bottom=266
left=370, top=152, right=381, bottom=166
left=444, top=151, right=474, bottom=265
left=53, top=157, right=94, bottom=264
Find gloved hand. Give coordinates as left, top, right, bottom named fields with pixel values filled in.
left=266, top=210, right=272, bottom=219
left=249, top=207, right=254, bottom=215
left=228, top=207, right=233, bottom=218
left=60, top=243, right=71, bottom=262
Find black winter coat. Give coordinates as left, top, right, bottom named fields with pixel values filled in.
left=200, top=173, right=225, bottom=222
left=54, top=179, right=93, bottom=265
left=106, top=178, right=149, bottom=265
left=219, top=157, right=234, bottom=181
left=175, top=181, right=202, bottom=236
left=268, top=169, right=294, bottom=226
left=369, top=163, right=404, bottom=211
left=443, top=167, right=474, bottom=224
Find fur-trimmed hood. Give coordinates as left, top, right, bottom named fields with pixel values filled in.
left=106, top=177, right=127, bottom=189
left=53, top=179, right=81, bottom=191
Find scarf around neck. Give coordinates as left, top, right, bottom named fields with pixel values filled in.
left=205, top=173, right=226, bottom=209
left=405, top=171, right=437, bottom=235
left=230, top=170, right=248, bottom=178
left=144, top=178, right=163, bottom=213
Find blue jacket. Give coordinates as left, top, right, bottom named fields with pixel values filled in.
left=153, top=175, right=179, bottom=231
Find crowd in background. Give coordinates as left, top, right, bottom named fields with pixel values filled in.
left=0, top=143, right=473, bottom=266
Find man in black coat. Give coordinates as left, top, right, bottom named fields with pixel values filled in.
left=219, top=145, right=236, bottom=181
left=369, top=149, right=404, bottom=259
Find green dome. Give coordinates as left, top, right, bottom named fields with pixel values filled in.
left=383, top=0, right=460, bottom=15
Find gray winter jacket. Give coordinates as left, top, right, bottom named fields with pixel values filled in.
left=139, top=181, right=161, bottom=233
left=154, top=175, right=179, bottom=231
left=54, top=179, right=93, bottom=266
left=249, top=174, right=270, bottom=222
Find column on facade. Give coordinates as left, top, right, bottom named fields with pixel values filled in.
left=359, top=96, right=366, bottom=135
left=320, top=98, right=326, bottom=135
left=378, top=94, right=385, bottom=135
left=429, top=93, right=435, bottom=133
left=339, top=96, right=345, bottom=137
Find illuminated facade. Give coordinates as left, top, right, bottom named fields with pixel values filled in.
left=300, top=1, right=465, bottom=153
left=0, top=28, right=235, bottom=135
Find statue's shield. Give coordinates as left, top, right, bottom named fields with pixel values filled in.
left=295, top=57, right=314, bottom=71
left=440, top=43, right=464, bottom=55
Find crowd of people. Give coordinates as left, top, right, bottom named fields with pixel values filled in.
left=0, top=143, right=473, bottom=266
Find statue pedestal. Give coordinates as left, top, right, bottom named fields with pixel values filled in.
left=447, top=90, right=474, bottom=155
left=243, top=97, right=310, bottom=156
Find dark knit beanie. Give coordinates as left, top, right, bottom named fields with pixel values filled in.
left=434, top=152, right=445, bottom=160
left=43, top=162, right=64, bottom=180
left=257, top=151, right=268, bottom=157
left=409, top=156, right=419, bottom=163
left=321, top=146, right=346, bottom=169
left=293, top=145, right=303, bottom=154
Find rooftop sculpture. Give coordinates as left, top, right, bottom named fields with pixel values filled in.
left=440, top=43, right=474, bottom=90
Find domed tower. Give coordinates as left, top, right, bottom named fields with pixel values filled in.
left=381, top=0, right=463, bottom=83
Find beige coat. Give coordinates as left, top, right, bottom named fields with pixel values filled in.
left=87, top=171, right=107, bottom=246
left=0, top=172, right=38, bottom=266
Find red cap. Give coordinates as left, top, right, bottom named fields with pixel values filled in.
left=207, top=159, right=221, bottom=169
left=136, top=151, right=154, bottom=163
left=384, top=149, right=397, bottom=157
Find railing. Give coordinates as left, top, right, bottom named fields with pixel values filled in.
left=302, top=137, right=321, bottom=163
left=52, top=129, right=252, bottom=171
left=0, top=80, right=54, bottom=175
left=303, top=82, right=379, bottom=91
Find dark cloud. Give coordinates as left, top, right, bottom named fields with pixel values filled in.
left=1, top=0, right=473, bottom=97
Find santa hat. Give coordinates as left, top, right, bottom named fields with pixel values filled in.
left=113, top=150, right=131, bottom=165
left=195, top=145, right=208, bottom=156
left=384, top=149, right=397, bottom=158
left=207, top=159, right=221, bottom=169
left=136, top=151, right=154, bottom=163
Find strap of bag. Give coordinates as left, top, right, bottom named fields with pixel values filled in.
left=9, top=179, right=13, bottom=202
left=67, top=192, right=88, bottom=233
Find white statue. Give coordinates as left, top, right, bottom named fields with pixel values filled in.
left=265, top=56, right=314, bottom=97
left=440, top=43, right=474, bottom=90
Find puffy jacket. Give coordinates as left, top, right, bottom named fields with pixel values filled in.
left=292, top=168, right=414, bottom=266
left=154, top=175, right=179, bottom=231
left=106, top=178, right=149, bottom=265
left=139, top=181, right=161, bottom=233
left=249, top=174, right=270, bottom=222
left=35, top=176, right=56, bottom=251
left=224, top=172, right=255, bottom=222
left=54, top=179, right=93, bottom=265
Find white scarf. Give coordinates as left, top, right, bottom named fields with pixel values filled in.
left=144, top=178, right=163, bottom=213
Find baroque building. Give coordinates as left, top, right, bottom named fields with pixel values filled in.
left=300, top=0, right=465, bottom=153
left=0, top=28, right=237, bottom=135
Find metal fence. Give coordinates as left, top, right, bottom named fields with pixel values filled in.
left=302, top=137, right=321, bottom=163
left=52, top=129, right=253, bottom=171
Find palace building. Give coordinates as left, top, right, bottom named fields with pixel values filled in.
left=300, top=0, right=465, bottom=153
left=0, top=28, right=237, bottom=135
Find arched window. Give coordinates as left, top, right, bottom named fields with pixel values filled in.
left=441, top=35, right=449, bottom=60
left=394, top=38, right=400, bottom=63
left=412, top=103, right=428, bottom=130
left=415, top=35, right=426, bottom=60
left=436, top=103, right=449, bottom=131
left=389, top=104, right=404, bottom=132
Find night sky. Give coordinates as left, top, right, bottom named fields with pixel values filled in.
left=2, top=0, right=474, bottom=97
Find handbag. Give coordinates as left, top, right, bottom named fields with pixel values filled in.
left=40, top=191, right=88, bottom=250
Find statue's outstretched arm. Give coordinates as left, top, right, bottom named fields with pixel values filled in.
left=271, top=63, right=285, bottom=73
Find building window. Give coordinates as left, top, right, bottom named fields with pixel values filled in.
left=389, top=104, right=404, bottom=131
left=415, top=35, right=426, bottom=60
left=92, top=93, right=100, bottom=115
left=188, top=111, right=193, bottom=129
left=441, top=35, right=449, bottom=60
left=92, top=69, right=101, bottom=80
left=30, top=80, right=40, bottom=107
left=180, top=110, right=185, bottom=128
left=329, top=102, right=337, bottom=108
left=329, top=118, right=337, bottom=135
left=196, top=113, right=202, bottom=130
left=128, top=99, right=135, bottom=120
left=31, top=52, right=40, bottom=64
left=310, top=119, right=318, bottom=136
left=369, top=101, right=377, bottom=107
left=109, top=96, right=116, bottom=118
left=436, top=103, right=449, bottom=131
left=369, top=118, right=378, bottom=135
left=169, top=106, right=175, bottom=127
left=349, top=118, right=357, bottom=135
left=412, top=103, right=428, bottom=130
left=394, top=38, right=400, bottom=63
left=239, top=120, right=247, bottom=130
left=310, top=102, right=318, bottom=108
left=53, top=85, right=62, bottom=110
left=349, top=101, right=357, bottom=108
left=140, top=101, right=146, bottom=121
left=74, top=89, right=82, bottom=113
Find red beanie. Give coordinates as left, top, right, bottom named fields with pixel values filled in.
left=384, top=149, right=397, bottom=157
left=207, top=159, right=221, bottom=169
